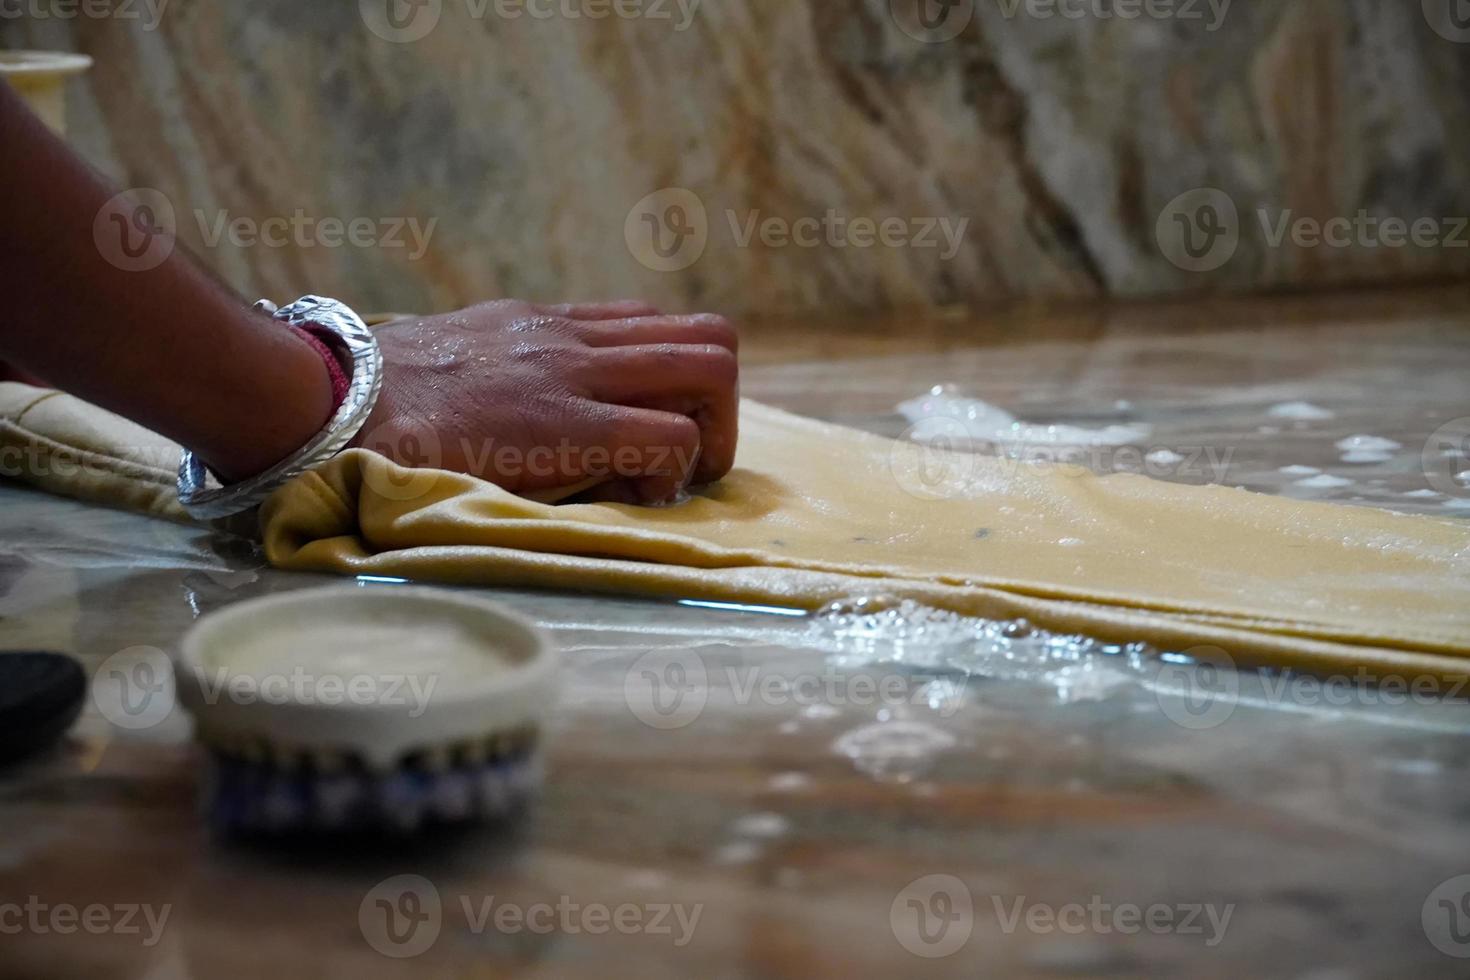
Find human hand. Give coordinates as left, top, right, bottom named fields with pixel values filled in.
left=354, top=299, right=739, bottom=504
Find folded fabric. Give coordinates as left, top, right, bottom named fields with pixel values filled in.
left=4, top=381, right=1469, bottom=681
left=0, top=383, right=187, bottom=521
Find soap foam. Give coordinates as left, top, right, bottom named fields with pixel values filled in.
left=1293, top=474, right=1353, bottom=490
left=898, top=385, right=1151, bottom=449
left=804, top=597, right=1150, bottom=704
left=1268, top=401, right=1335, bottom=421
left=1336, top=434, right=1402, bottom=467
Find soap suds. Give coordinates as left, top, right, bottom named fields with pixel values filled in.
left=807, top=598, right=1148, bottom=703
left=1337, top=435, right=1403, bottom=452
left=768, top=772, right=812, bottom=792
left=898, top=386, right=1151, bottom=449
left=1145, top=449, right=1185, bottom=467
left=1268, top=401, right=1335, bottom=421
left=730, top=812, right=791, bottom=839
left=1294, top=474, right=1353, bottom=490
left=833, top=720, right=957, bottom=784
left=1336, top=435, right=1401, bottom=467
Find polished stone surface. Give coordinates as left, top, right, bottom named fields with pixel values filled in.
left=3, top=3, right=1468, bottom=315
left=2, top=287, right=1470, bottom=977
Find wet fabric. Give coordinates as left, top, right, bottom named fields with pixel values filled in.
left=4, top=383, right=1468, bottom=681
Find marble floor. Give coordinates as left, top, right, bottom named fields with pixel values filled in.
left=1, top=284, right=1469, bottom=978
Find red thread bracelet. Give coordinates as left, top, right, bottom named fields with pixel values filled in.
left=288, top=325, right=351, bottom=415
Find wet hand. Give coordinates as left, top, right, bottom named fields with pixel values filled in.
left=355, top=299, right=739, bottom=504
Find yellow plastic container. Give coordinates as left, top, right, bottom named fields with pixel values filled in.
left=0, top=50, right=92, bottom=135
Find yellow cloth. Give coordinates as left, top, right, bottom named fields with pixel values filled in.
left=4, top=382, right=1469, bottom=681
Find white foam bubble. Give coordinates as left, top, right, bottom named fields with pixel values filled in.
left=833, top=720, right=958, bottom=784
left=768, top=772, right=812, bottom=792
left=1336, top=435, right=1402, bottom=453
left=1294, top=474, right=1353, bottom=490
left=898, top=386, right=1151, bottom=448
left=1268, top=401, right=1335, bottom=421
left=1279, top=465, right=1321, bottom=476
left=1145, top=449, right=1185, bottom=466
left=730, top=812, right=791, bottom=839
left=807, top=598, right=1149, bottom=702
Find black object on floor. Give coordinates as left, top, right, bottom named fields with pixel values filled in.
left=0, top=651, right=86, bottom=765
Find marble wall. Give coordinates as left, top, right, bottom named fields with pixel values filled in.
left=4, top=0, right=1469, bottom=315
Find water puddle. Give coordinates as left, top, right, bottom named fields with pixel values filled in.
left=801, top=596, right=1154, bottom=703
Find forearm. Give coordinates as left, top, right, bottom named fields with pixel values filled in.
left=0, top=80, right=331, bottom=482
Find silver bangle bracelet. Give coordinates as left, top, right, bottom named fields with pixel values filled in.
left=177, top=295, right=383, bottom=522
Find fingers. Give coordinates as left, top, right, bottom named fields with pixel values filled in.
left=578, top=344, right=739, bottom=485
left=580, top=404, right=703, bottom=504
left=580, top=343, right=737, bottom=401
left=539, top=300, right=662, bottom=321
left=579, top=313, right=738, bottom=354
left=434, top=399, right=701, bottom=504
